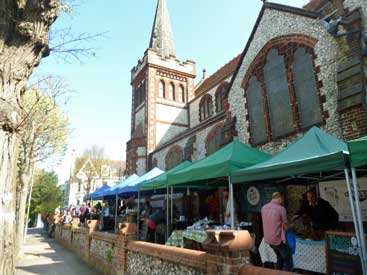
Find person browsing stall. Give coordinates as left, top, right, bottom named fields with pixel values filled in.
left=261, top=192, right=293, bottom=271
left=293, top=190, right=339, bottom=231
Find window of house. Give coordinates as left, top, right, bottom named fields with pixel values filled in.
left=178, top=85, right=185, bottom=103
left=159, top=80, right=165, bottom=98
left=165, top=146, right=183, bottom=170
left=206, top=126, right=223, bottom=155
left=264, top=49, right=294, bottom=139
left=244, top=35, right=323, bottom=144
left=292, top=48, right=323, bottom=129
left=215, top=85, right=224, bottom=112
left=246, top=76, right=267, bottom=144
left=168, top=83, right=175, bottom=100
left=199, top=95, right=213, bottom=121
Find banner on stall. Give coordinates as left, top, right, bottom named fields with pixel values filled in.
left=325, top=231, right=363, bottom=275
left=319, top=178, right=367, bottom=222
left=241, top=184, right=286, bottom=213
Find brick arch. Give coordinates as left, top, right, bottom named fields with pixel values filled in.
left=241, top=34, right=318, bottom=88
left=215, top=81, right=230, bottom=113
left=241, top=34, right=327, bottom=145
left=199, top=94, right=213, bottom=121
left=159, top=79, right=166, bottom=98
left=165, top=145, right=184, bottom=170
left=205, top=122, right=224, bottom=156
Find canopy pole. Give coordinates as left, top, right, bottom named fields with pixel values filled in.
left=344, top=169, right=365, bottom=275
left=114, top=195, right=118, bottom=233
left=352, top=168, right=367, bottom=274
left=137, top=190, right=140, bottom=240
left=171, top=187, right=173, bottom=228
left=228, top=176, right=235, bottom=230
left=166, top=187, right=169, bottom=241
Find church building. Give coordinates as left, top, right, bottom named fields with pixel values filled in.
left=126, top=0, right=367, bottom=176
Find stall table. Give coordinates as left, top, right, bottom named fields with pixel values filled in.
left=259, top=238, right=326, bottom=274
left=166, top=230, right=209, bottom=248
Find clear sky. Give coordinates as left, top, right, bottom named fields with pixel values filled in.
left=33, top=0, right=309, bottom=183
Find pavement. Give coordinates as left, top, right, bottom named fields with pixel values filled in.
left=16, top=228, right=100, bottom=275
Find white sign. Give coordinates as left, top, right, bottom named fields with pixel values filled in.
left=319, top=178, right=367, bottom=222
left=247, top=186, right=261, bottom=206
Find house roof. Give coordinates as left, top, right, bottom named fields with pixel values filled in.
left=194, top=54, right=241, bottom=97
left=303, top=0, right=329, bottom=11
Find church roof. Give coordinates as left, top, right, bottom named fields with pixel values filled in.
left=149, top=0, right=176, bottom=58
left=194, top=54, right=241, bottom=97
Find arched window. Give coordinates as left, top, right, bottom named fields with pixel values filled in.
left=206, top=124, right=223, bottom=156
left=264, top=49, right=294, bottom=139
left=215, top=83, right=226, bottom=112
left=292, top=48, right=322, bottom=128
left=178, top=85, right=185, bottom=103
left=243, top=35, right=323, bottom=144
left=199, top=94, right=213, bottom=121
left=246, top=76, right=267, bottom=144
left=165, top=146, right=183, bottom=170
left=141, top=80, right=146, bottom=104
left=168, top=83, right=175, bottom=100
left=159, top=80, right=165, bottom=98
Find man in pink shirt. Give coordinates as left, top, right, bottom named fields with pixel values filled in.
left=261, top=192, right=293, bottom=271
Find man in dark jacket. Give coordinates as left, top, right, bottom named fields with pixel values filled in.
left=294, top=190, right=339, bottom=231
left=146, top=205, right=166, bottom=243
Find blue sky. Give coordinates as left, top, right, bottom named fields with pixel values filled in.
left=33, top=0, right=309, bottom=183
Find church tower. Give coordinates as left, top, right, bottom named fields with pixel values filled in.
left=126, top=0, right=196, bottom=175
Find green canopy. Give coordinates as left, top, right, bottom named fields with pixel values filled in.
left=167, top=141, right=271, bottom=187
left=232, top=127, right=349, bottom=183
left=348, top=136, right=367, bottom=168
left=138, top=161, right=192, bottom=191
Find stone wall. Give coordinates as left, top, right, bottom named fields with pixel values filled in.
left=126, top=242, right=207, bottom=275
left=53, top=224, right=276, bottom=275
left=89, top=232, right=119, bottom=275
left=151, top=120, right=225, bottom=170
left=71, top=227, right=90, bottom=263
left=189, top=75, right=232, bottom=128
left=344, top=0, right=367, bottom=30
left=54, top=224, right=62, bottom=242
left=228, top=7, right=342, bottom=154
left=60, top=225, right=72, bottom=249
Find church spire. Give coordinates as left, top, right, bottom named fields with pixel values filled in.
left=149, top=0, right=176, bottom=58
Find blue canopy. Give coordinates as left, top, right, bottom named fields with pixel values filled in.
left=102, top=174, right=139, bottom=197
left=84, top=184, right=111, bottom=200
left=116, top=167, right=164, bottom=196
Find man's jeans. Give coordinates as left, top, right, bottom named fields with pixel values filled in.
left=270, top=242, right=293, bottom=271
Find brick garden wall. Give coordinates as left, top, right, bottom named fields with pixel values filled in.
left=53, top=224, right=255, bottom=275
left=53, top=224, right=294, bottom=275
left=71, top=227, right=90, bottom=264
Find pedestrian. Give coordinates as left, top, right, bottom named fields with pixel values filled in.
left=64, top=210, right=72, bottom=225
left=146, top=204, right=166, bottom=243
left=261, top=192, right=293, bottom=271
left=79, top=202, right=89, bottom=225
left=101, top=201, right=110, bottom=231
left=142, top=197, right=153, bottom=241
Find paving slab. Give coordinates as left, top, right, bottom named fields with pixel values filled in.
left=16, top=228, right=100, bottom=275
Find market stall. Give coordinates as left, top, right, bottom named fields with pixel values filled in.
left=232, top=127, right=366, bottom=274
left=138, top=141, right=271, bottom=247
left=259, top=237, right=326, bottom=273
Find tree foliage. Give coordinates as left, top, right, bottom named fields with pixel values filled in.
left=18, top=87, right=69, bottom=169
left=30, top=170, right=64, bottom=220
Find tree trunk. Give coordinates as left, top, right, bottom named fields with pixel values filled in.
left=15, top=172, right=31, bottom=259
left=0, top=1, right=60, bottom=273
left=0, top=131, right=17, bottom=274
